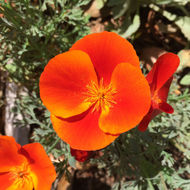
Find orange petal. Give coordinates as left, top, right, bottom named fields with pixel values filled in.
left=40, top=50, right=98, bottom=118
left=0, top=172, right=15, bottom=190
left=71, top=31, right=139, bottom=85
left=6, top=177, right=34, bottom=190
left=20, top=143, right=56, bottom=190
left=0, top=172, right=34, bottom=190
left=0, top=136, right=26, bottom=172
left=99, top=63, right=151, bottom=135
left=51, top=110, right=118, bottom=151
left=146, top=53, right=179, bottom=91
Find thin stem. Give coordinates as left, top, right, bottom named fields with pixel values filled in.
left=47, top=138, right=60, bottom=154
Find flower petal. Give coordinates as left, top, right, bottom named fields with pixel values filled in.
left=146, top=53, right=179, bottom=91
left=71, top=31, right=140, bottom=85
left=137, top=111, right=153, bottom=132
left=138, top=76, right=174, bottom=132
left=99, top=63, right=151, bottom=135
left=157, top=77, right=174, bottom=114
left=51, top=110, right=118, bottom=151
left=40, top=50, right=98, bottom=118
left=6, top=177, right=34, bottom=190
left=20, top=143, right=56, bottom=190
left=70, top=148, right=93, bottom=162
left=0, top=172, right=15, bottom=190
left=158, top=77, right=173, bottom=102
left=158, top=102, right=174, bottom=113
left=0, top=136, right=26, bottom=172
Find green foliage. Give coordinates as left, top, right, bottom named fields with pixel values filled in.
left=121, top=14, right=140, bottom=38
left=106, top=0, right=142, bottom=37
left=0, top=0, right=90, bottom=182
left=104, top=0, right=190, bottom=39
left=0, top=0, right=90, bottom=90
left=150, top=4, right=190, bottom=41
left=180, top=74, right=190, bottom=85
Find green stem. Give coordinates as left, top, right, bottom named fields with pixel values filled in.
left=47, top=138, right=60, bottom=154
left=169, top=94, right=190, bottom=101
left=147, top=178, right=155, bottom=190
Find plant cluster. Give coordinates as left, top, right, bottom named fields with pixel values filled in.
left=0, top=0, right=190, bottom=190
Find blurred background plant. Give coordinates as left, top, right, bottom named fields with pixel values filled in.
left=103, top=0, right=190, bottom=39
left=0, top=0, right=190, bottom=189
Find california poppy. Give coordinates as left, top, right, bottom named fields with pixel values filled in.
left=40, top=31, right=151, bottom=151
left=0, top=136, right=56, bottom=190
left=138, top=53, right=180, bottom=132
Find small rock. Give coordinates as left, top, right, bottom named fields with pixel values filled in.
left=85, top=0, right=101, bottom=18
left=177, top=49, right=190, bottom=72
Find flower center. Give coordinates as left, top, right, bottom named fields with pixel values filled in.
left=9, top=163, right=33, bottom=189
left=84, top=78, right=117, bottom=112
left=152, top=90, right=162, bottom=104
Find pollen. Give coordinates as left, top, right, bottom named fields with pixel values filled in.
left=84, top=78, right=117, bottom=112
left=9, top=163, right=33, bottom=188
left=152, top=90, right=162, bottom=103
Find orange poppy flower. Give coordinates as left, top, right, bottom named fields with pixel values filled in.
left=40, top=31, right=151, bottom=151
left=0, top=136, right=56, bottom=190
left=138, top=53, right=180, bottom=132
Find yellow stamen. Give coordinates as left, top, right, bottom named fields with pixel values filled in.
left=9, top=163, right=33, bottom=188
left=84, top=78, right=117, bottom=112
left=152, top=90, right=162, bottom=104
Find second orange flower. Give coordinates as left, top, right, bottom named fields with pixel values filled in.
left=39, top=31, right=151, bottom=151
